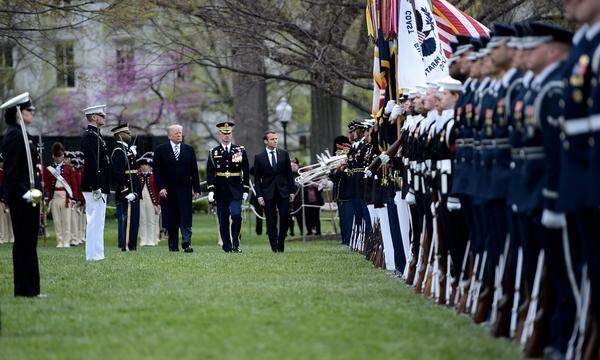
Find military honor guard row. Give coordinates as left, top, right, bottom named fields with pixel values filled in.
left=327, top=6, right=600, bottom=358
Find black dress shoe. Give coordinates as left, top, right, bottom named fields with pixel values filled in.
left=233, top=248, right=242, bottom=253
left=169, top=248, right=180, bottom=252
left=183, top=246, right=193, bottom=253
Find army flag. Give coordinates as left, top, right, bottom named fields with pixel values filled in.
left=397, top=0, right=427, bottom=91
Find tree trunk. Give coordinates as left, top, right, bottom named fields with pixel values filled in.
left=310, top=84, right=342, bottom=161
left=231, top=44, right=268, bottom=166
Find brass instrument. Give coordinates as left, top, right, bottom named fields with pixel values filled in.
left=295, top=150, right=347, bottom=186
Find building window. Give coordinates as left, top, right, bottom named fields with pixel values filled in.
left=56, top=42, right=75, bottom=88
left=0, top=44, right=14, bottom=94
left=116, top=41, right=135, bottom=82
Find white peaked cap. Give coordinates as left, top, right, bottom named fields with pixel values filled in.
left=0, top=92, right=30, bottom=110
left=437, top=76, right=463, bottom=92
left=83, top=104, right=107, bottom=116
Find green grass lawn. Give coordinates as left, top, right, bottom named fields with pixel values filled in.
left=0, top=212, right=518, bottom=359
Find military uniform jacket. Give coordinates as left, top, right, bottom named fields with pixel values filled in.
left=206, top=144, right=249, bottom=202
left=510, top=63, right=564, bottom=213
left=137, top=171, right=160, bottom=206
left=452, top=79, right=477, bottom=196
left=42, top=163, right=78, bottom=206
left=587, top=24, right=600, bottom=207
left=489, top=69, right=524, bottom=200
left=80, top=125, right=110, bottom=194
left=0, top=125, right=41, bottom=203
left=111, top=142, right=141, bottom=203
left=557, top=25, right=597, bottom=211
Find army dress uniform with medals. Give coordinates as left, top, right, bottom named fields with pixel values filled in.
left=111, top=124, right=141, bottom=251
left=80, top=105, right=111, bottom=261
left=206, top=121, right=250, bottom=253
left=0, top=92, right=42, bottom=297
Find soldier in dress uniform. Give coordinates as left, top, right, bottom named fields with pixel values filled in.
left=0, top=92, right=42, bottom=297
left=42, top=143, right=77, bottom=248
left=69, top=155, right=85, bottom=245
left=0, top=153, right=14, bottom=244
left=80, top=104, right=110, bottom=261
left=206, top=121, right=250, bottom=253
left=347, top=120, right=374, bottom=251
left=137, top=153, right=160, bottom=247
left=545, top=0, right=600, bottom=356
left=111, top=123, right=141, bottom=251
left=330, top=133, right=353, bottom=246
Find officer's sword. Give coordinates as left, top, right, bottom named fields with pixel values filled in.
left=124, top=143, right=135, bottom=251
left=16, top=107, right=42, bottom=206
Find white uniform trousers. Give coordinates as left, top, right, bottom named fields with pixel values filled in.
left=376, top=206, right=396, bottom=271
left=51, top=190, right=71, bottom=247
left=0, top=202, right=13, bottom=243
left=394, top=191, right=412, bottom=276
left=83, top=192, right=106, bottom=261
left=138, top=186, right=159, bottom=246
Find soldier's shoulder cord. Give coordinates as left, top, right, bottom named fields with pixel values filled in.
left=534, top=80, right=564, bottom=126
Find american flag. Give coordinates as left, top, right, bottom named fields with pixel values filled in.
left=431, top=0, right=490, bottom=58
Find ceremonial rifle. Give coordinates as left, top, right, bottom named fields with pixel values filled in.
left=37, top=134, right=47, bottom=245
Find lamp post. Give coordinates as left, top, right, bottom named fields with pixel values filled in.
left=275, top=97, right=292, bottom=150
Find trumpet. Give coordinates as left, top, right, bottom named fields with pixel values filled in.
left=295, top=150, right=346, bottom=186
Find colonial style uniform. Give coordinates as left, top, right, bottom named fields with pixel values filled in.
left=43, top=149, right=78, bottom=248
left=137, top=154, right=160, bottom=246
left=206, top=121, right=250, bottom=253
left=111, top=123, right=141, bottom=251
left=80, top=105, right=110, bottom=261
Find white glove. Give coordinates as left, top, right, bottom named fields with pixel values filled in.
left=22, top=190, right=33, bottom=203
left=541, top=209, right=566, bottom=229
left=384, top=100, right=396, bottom=115
left=364, top=169, right=373, bottom=178
left=379, top=153, right=390, bottom=165
left=390, top=104, right=403, bottom=123
left=125, top=193, right=136, bottom=202
left=447, top=197, right=462, bottom=211
left=208, top=192, right=215, bottom=203
left=242, top=192, right=248, bottom=201
left=430, top=201, right=438, bottom=216
left=405, top=191, right=416, bottom=205
left=130, top=145, right=137, bottom=157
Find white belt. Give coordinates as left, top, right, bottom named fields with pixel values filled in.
left=562, top=114, right=600, bottom=136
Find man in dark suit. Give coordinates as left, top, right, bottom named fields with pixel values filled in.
left=253, top=130, right=295, bottom=252
left=153, top=124, right=201, bottom=252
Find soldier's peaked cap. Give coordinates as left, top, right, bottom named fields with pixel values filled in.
left=216, top=121, right=235, bottom=134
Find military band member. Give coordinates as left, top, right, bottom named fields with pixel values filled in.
left=111, top=123, right=141, bottom=251
left=69, top=155, right=86, bottom=245
left=43, top=143, right=77, bottom=248
left=330, top=133, right=353, bottom=246
left=137, top=153, right=160, bottom=247
left=80, top=105, right=110, bottom=261
left=206, top=121, right=250, bottom=253
left=0, top=92, right=42, bottom=297
left=0, top=153, right=14, bottom=244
